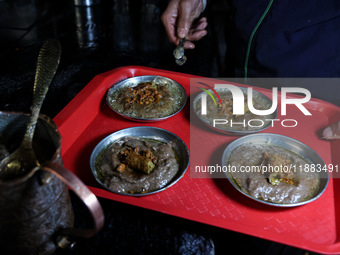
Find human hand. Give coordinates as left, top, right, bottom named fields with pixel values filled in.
left=161, top=0, right=208, bottom=49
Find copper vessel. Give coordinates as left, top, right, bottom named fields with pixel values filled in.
left=0, top=111, right=104, bottom=255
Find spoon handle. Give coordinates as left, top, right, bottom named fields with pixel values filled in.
left=178, top=37, right=185, bottom=48
left=23, top=39, right=61, bottom=145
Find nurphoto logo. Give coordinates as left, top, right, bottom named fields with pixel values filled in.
left=200, top=84, right=311, bottom=116
left=198, top=84, right=312, bottom=128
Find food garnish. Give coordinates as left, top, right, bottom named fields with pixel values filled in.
left=124, top=81, right=163, bottom=107
left=260, top=152, right=294, bottom=185
left=118, top=146, right=157, bottom=174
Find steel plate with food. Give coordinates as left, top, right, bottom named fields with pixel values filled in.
left=193, top=86, right=277, bottom=135
left=222, top=134, right=328, bottom=207
left=107, top=75, right=187, bottom=122
left=90, top=127, right=189, bottom=196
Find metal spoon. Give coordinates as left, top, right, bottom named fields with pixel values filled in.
left=173, top=38, right=187, bottom=66
left=0, top=39, right=61, bottom=179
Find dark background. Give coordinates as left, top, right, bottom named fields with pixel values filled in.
left=0, top=0, right=317, bottom=254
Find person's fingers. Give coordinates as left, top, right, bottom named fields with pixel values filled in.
left=186, top=19, right=208, bottom=41
left=161, top=1, right=180, bottom=43
left=177, top=0, right=203, bottom=38
left=187, top=30, right=208, bottom=42
left=177, top=1, right=194, bottom=38
left=181, top=30, right=206, bottom=49
left=322, top=121, right=340, bottom=139
left=194, top=17, right=208, bottom=31
left=184, top=41, right=195, bottom=49
left=182, top=18, right=207, bottom=44
left=177, top=18, right=207, bottom=48
left=165, top=23, right=178, bottom=44
left=161, top=0, right=206, bottom=49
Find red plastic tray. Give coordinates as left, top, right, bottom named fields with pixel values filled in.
left=54, top=66, right=340, bottom=254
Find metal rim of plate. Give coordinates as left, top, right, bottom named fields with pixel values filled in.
left=106, top=75, right=187, bottom=122
left=221, top=133, right=329, bottom=207
left=90, top=126, right=190, bottom=196
left=192, top=87, right=277, bottom=135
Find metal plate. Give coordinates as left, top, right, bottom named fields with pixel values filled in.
left=222, top=133, right=329, bottom=207
left=90, top=126, right=190, bottom=196
left=107, top=75, right=187, bottom=122
left=193, top=87, right=277, bottom=135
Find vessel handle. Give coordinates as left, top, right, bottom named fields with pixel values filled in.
left=41, top=161, right=105, bottom=239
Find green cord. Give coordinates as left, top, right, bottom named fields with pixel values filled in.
left=244, top=0, right=275, bottom=78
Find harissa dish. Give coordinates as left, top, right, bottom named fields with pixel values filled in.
left=194, top=87, right=276, bottom=134
left=223, top=134, right=328, bottom=206
left=107, top=76, right=186, bottom=120
left=90, top=127, right=189, bottom=195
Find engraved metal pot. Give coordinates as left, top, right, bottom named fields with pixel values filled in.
left=0, top=111, right=104, bottom=255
